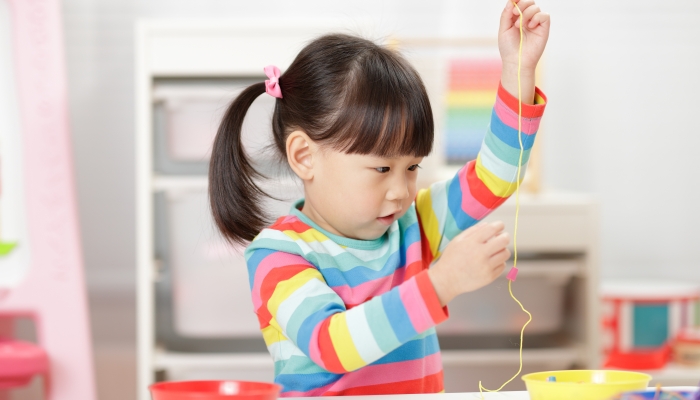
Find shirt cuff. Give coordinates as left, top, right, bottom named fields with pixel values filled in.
left=414, top=270, right=449, bottom=325
left=497, top=82, right=547, bottom=118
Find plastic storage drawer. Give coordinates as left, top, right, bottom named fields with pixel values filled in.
left=154, top=178, right=303, bottom=350
left=436, top=258, right=580, bottom=335
left=152, top=78, right=277, bottom=175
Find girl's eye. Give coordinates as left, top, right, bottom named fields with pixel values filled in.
left=375, top=167, right=391, bottom=173
left=408, top=164, right=421, bottom=171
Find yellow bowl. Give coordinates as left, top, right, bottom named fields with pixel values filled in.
left=522, top=370, right=651, bottom=400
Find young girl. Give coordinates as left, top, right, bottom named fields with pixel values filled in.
left=209, top=0, right=549, bottom=395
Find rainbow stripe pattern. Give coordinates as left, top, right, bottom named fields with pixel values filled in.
left=445, top=59, right=502, bottom=164
left=245, top=84, right=546, bottom=396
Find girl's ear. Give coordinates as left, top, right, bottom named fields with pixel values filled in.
left=286, top=130, right=316, bottom=181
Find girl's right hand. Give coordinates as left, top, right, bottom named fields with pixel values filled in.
left=428, top=221, right=511, bottom=306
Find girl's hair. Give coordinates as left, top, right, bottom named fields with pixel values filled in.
left=209, top=33, right=434, bottom=245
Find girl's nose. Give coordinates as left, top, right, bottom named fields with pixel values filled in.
left=386, top=175, right=410, bottom=201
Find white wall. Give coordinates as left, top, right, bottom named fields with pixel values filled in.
left=2, top=0, right=697, bottom=292
left=542, top=0, right=700, bottom=280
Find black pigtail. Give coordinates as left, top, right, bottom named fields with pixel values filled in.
left=209, top=82, right=270, bottom=245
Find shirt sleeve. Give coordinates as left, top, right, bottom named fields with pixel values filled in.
left=246, top=248, right=448, bottom=374
left=415, top=83, right=547, bottom=260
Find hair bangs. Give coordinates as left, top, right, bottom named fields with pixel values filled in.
left=324, top=50, right=434, bottom=158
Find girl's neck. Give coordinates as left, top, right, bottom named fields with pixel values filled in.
left=300, top=201, right=344, bottom=238
left=294, top=199, right=387, bottom=250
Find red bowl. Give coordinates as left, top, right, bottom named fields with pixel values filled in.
left=149, top=380, right=282, bottom=400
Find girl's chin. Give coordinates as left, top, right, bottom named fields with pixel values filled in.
left=340, top=225, right=391, bottom=241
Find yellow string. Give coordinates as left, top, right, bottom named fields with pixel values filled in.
left=479, top=2, right=533, bottom=396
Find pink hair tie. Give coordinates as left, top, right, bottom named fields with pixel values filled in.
left=264, top=65, right=283, bottom=98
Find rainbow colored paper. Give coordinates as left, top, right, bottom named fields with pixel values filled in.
left=444, top=59, right=502, bottom=164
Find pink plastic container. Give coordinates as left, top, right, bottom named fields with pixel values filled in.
left=149, top=380, right=281, bottom=400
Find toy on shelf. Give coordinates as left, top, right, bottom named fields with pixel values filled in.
left=601, top=280, right=700, bottom=370
left=673, top=328, right=700, bottom=367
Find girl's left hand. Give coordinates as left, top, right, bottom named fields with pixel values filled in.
left=498, top=0, right=550, bottom=74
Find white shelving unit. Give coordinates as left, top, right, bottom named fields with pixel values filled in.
left=135, top=20, right=604, bottom=400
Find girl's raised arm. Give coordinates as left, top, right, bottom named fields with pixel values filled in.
left=415, top=84, right=546, bottom=261
left=415, top=0, right=549, bottom=261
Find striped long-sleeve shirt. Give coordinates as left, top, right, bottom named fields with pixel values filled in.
left=244, top=84, right=547, bottom=396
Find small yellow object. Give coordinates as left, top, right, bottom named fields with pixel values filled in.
left=0, top=242, right=17, bottom=256
left=652, top=383, right=662, bottom=400
left=522, top=370, right=651, bottom=400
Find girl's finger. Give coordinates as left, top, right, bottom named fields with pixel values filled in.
left=500, top=0, right=518, bottom=34
left=486, top=234, right=510, bottom=257
left=462, top=222, right=485, bottom=238
left=488, top=245, right=511, bottom=266
left=519, top=4, right=541, bottom=26
left=504, top=0, right=514, bottom=13
left=491, top=263, right=507, bottom=279
left=489, top=249, right=510, bottom=267
left=512, top=0, right=536, bottom=16
left=528, top=11, right=550, bottom=29
left=475, top=221, right=505, bottom=242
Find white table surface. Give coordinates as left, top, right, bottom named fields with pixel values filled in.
left=296, top=393, right=528, bottom=400
left=295, top=387, right=697, bottom=400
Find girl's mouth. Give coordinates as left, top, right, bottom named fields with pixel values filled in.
left=377, top=214, right=395, bottom=225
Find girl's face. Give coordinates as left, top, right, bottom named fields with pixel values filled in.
left=301, top=148, right=423, bottom=241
